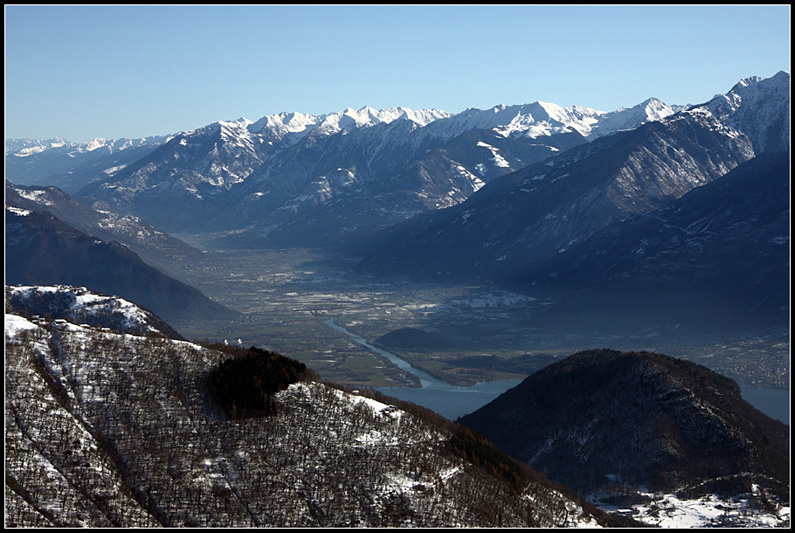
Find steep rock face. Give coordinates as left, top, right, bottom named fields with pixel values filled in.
left=459, top=350, right=789, bottom=501
left=356, top=108, right=755, bottom=280
left=4, top=308, right=625, bottom=528
left=4, top=207, right=237, bottom=325
left=512, top=151, right=790, bottom=332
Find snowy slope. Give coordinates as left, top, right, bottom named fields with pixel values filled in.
left=247, top=105, right=451, bottom=141
left=698, top=70, right=790, bottom=152
left=5, top=285, right=183, bottom=339
left=4, top=296, right=620, bottom=528
left=625, top=490, right=789, bottom=528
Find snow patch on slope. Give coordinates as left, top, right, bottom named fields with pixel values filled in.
left=6, top=285, right=167, bottom=336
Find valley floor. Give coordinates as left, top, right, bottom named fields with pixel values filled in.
left=166, top=246, right=789, bottom=401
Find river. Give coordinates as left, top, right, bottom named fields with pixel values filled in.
left=323, top=318, right=522, bottom=420
left=324, top=318, right=789, bottom=424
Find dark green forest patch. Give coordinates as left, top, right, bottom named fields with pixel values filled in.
left=207, top=345, right=316, bottom=418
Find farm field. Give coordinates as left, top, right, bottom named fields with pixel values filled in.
left=170, top=248, right=790, bottom=392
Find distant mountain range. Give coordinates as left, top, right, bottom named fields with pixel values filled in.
left=6, top=74, right=786, bottom=252
left=5, top=71, right=789, bottom=337
left=7, top=86, right=687, bottom=248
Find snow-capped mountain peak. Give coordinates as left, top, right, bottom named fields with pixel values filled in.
left=245, top=105, right=451, bottom=141
left=460, top=101, right=604, bottom=139
left=313, top=105, right=450, bottom=136
left=431, top=97, right=672, bottom=142
left=248, top=111, right=321, bottom=141
left=586, top=97, right=683, bottom=138
left=218, top=117, right=254, bottom=129
left=698, top=70, right=790, bottom=152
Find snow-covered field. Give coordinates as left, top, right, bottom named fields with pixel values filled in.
left=603, top=490, right=790, bottom=528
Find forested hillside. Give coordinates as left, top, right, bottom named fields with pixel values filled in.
left=5, top=304, right=630, bottom=528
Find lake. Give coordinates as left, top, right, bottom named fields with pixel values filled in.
left=739, top=383, right=790, bottom=424
left=326, top=318, right=790, bottom=424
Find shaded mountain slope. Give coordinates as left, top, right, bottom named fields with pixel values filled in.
left=6, top=181, right=204, bottom=277
left=5, top=207, right=237, bottom=325
left=356, top=108, right=755, bottom=281
left=513, top=150, right=790, bottom=333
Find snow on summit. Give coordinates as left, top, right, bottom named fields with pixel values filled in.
left=247, top=106, right=451, bottom=140
left=700, top=70, right=790, bottom=152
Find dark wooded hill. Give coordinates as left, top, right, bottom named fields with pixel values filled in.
left=460, top=349, right=789, bottom=503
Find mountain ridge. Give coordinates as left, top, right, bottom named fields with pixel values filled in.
left=7, top=85, right=695, bottom=245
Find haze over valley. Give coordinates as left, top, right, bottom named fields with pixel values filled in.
left=7, top=72, right=790, bottom=397
left=5, top=64, right=790, bottom=526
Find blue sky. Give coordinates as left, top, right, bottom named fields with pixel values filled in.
left=4, top=4, right=791, bottom=143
